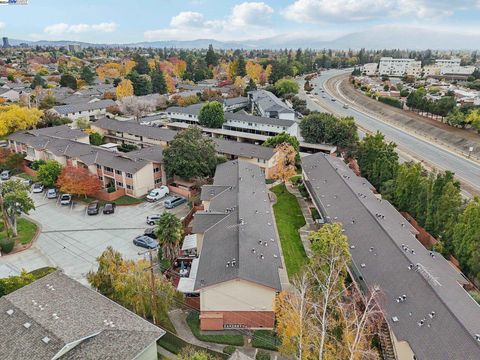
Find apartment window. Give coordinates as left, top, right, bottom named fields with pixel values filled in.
left=116, top=181, right=123, bottom=188
left=115, top=170, right=122, bottom=175
left=98, top=176, right=103, bottom=181
left=126, top=173, right=133, bottom=178
left=126, top=184, right=133, bottom=190
left=104, top=166, right=113, bottom=172
left=96, top=164, right=101, bottom=169
left=153, top=167, right=161, bottom=173
left=154, top=178, right=162, bottom=185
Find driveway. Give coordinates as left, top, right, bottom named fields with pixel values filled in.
left=0, top=192, right=189, bottom=284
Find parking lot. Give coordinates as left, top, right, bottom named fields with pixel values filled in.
left=0, top=191, right=189, bottom=284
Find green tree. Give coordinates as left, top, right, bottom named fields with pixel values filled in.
left=30, top=74, right=46, bottom=89
left=1, top=152, right=25, bottom=170
left=0, top=180, right=35, bottom=237
left=0, top=271, right=35, bottom=297
left=205, top=44, right=218, bottom=67
left=89, top=132, right=104, bottom=146
left=452, top=197, right=480, bottom=283
left=245, top=78, right=257, bottom=93
left=37, top=160, right=62, bottom=187
left=466, top=109, right=480, bottom=133
left=80, top=66, right=95, bottom=85
left=198, top=101, right=225, bottom=128
left=155, top=212, right=183, bottom=263
left=151, top=67, right=167, bottom=94
left=163, top=126, right=218, bottom=179
left=133, top=54, right=150, bottom=75
left=59, top=73, right=77, bottom=89
left=126, top=71, right=152, bottom=96
left=356, top=132, right=398, bottom=190
left=446, top=107, right=466, bottom=128
left=237, top=55, right=246, bottom=77
left=274, top=78, right=299, bottom=97
left=263, top=132, right=300, bottom=153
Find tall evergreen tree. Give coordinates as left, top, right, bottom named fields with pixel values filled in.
left=205, top=44, right=218, bottom=67
left=151, top=67, right=167, bottom=94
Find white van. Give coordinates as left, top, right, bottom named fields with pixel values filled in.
left=146, top=185, right=169, bottom=202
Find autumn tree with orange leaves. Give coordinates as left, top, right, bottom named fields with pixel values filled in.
left=56, top=166, right=103, bottom=197
left=272, top=143, right=297, bottom=183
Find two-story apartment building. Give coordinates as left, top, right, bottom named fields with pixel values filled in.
left=166, top=104, right=299, bottom=138
left=247, top=90, right=295, bottom=121
left=190, top=160, right=283, bottom=330
left=50, top=99, right=116, bottom=121
left=379, top=57, right=422, bottom=77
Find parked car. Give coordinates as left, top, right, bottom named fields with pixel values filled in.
left=103, top=202, right=116, bottom=215
left=32, top=183, right=44, bottom=193
left=164, top=196, right=187, bottom=209
left=146, top=214, right=161, bottom=225
left=46, top=188, right=57, bottom=199
left=133, top=235, right=158, bottom=249
left=1, top=170, right=11, bottom=180
left=146, top=186, right=169, bottom=202
left=0, top=140, right=8, bottom=148
left=144, top=228, right=157, bottom=239
left=87, top=201, right=100, bottom=215
left=60, top=194, right=72, bottom=206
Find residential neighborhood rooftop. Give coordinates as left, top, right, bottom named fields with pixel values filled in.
left=52, top=99, right=116, bottom=115
left=0, top=271, right=164, bottom=360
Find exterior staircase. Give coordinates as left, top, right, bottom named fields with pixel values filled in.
left=379, top=322, right=397, bottom=360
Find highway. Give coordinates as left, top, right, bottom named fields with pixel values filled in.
left=297, top=69, right=480, bottom=196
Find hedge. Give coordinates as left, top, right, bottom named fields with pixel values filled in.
left=256, top=351, right=271, bottom=360
left=378, top=96, right=403, bottom=109
left=0, top=238, right=15, bottom=253
left=252, top=330, right=281, bottom=351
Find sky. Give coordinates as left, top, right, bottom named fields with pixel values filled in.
left=0, top=0, right=480, bottom=44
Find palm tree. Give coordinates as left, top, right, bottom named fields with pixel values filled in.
left=155, top=212, right=183, bottom=263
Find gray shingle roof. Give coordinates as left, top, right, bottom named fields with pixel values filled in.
left=94, top=118, right=177, bottom=143
left=302, top=153, right=480, bottom=360
left=193, top=160, right=282, bottom=291
left=0, top=271, right=164, bottom=360
left=52, top=99, right=116, bottom=115
left=212, top=138, right=274, bottom=161
left=248, top=90, right=295, bottom=115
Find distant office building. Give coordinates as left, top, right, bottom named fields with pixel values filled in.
left=2, top=37, right=10, bottom=48
left=68, top=44, right=81, bottom=52
left=379, top=57, right=422, bottom=77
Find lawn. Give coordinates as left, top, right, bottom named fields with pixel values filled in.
left=252, top=330, right=281, bottom=351
left=271, top=184, right=308, bottom=278
left=186, top=312, right=244, bottom=346
left=73, top=194, right=144, bottom=206
left=0, top=218, right=38, bottom=246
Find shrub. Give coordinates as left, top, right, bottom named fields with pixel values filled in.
left=252, top=330, right=281, bottom=351
left=290, top=175, right=302, bottom=185
left=378, top=96, right=403, bottom=108
left=223, top=346, right=236, bottom=355
left=0, top=237, right=15, bottom=253
left=256, top=351, right=271, bottom=360
left=30, top=160, right=46, bottom=171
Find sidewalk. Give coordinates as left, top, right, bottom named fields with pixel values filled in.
left=284, top=184, right=315, bottom=258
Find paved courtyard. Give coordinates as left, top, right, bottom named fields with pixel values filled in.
left=0, top=192, right=189, bottom=284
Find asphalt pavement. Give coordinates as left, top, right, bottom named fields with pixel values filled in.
left=297, top=70, right=480, bottom=196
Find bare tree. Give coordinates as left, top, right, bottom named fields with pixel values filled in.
left=119, top=96, right=156, bottom=123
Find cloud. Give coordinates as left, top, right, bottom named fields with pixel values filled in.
left=144, top=2, right=274, bottom=41
left=282, top=0, right=480, bottom=23
left=44, top=22, right=117, bottom=35
left=0, top=22, right=5, bottom=30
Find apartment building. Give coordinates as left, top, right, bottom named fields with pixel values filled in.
left=51, top=99, right=116, bottom=121
left=92, top=118, right=281, bottom=178
left=189, top=160, right=283, bottom=330
left=8, top=125, right=165, bottom=198
left=361, top=63, right=378, bottom=76
left=247, top=90, right=295, bottom=120
left=302, top=153, right=480, bottom=360
left=379, top=57, right=422, bottom=77
left=0, top=271, right=164, bottom=360
left=166, top=104, right=299, bottom=138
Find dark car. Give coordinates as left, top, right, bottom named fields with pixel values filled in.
left=87, top=201, right=100, bottom=215
left=133, top=235, right=158, bottom=249
left=144, top=228, right=157, bottom=239
left=164, top=196, right=187, bottom=209
left=103, top=202, right=116, bottom=214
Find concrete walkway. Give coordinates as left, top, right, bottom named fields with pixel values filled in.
left=285, top=184, right=315, bottom=258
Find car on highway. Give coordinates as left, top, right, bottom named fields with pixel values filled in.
left=1, top=170, right=11, bottom=180
left=164, top=196, right=187, bottom=209
left=343, top=104, right=349, bottom=109
left=322, top=95, right=326, bottom=98
left=146, top=214, right=161, bottom=225
left=146, top=186, right=169, bottom=202
left=133, top=235, right=158, bottom=249
left=32, top=183, right=44, bottom=193
left=103, top=202, right=116, bottom=215
left=46, top=188, right=58, bottom=199
left=144, top=228, right=157, bottom=239
left=331, top=98, right=336, bottom=102
left=87, top=201, right=100, bottom=215
left=60, top=194, right=72, bottom=206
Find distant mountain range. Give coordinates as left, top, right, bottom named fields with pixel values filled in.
left=8, top=26, right=480, bottom=50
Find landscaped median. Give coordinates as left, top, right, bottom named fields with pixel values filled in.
left=0, top=217, right=39, bottom=254
left=270, top=184, right=308, bottom=278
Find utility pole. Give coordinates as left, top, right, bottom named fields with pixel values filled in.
left=139, top=249, right=158, bottom=326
